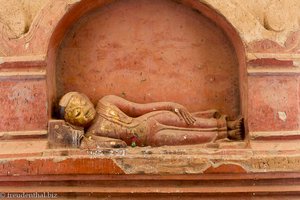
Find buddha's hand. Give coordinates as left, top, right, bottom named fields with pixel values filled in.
left=172, top=104, right=196, bottom=125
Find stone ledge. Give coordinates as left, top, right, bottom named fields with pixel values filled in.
left=0, top=55, right=46, bottom=66
left=1, top=139, right=300, bottom=198
left=247, top=67, right=300, bottom=76
left=1, top=139, right=300, bottom=175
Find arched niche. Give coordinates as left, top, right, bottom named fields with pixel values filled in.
left=47, top=0, right=247, bottom=124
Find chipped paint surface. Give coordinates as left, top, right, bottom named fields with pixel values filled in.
left=2, top=144, right=300, bottom=175
left=0, top=156, right=125, bottom=176
left=0, top=0, right=299, bottom=179
left=0, top=0, right=299, bottom=135
left=278, top=112, right=287, bottom=122
left=0, top=80, right=48, bottom=131
left=0, top=0, right=299, bottom=46
left=1, top=138, right=300, bottom=175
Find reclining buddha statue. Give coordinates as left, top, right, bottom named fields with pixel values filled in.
left=55, top=92, right=243, bottom=148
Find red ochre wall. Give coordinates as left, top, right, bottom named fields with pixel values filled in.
left=1, top=0, right=299, bottom=137
left=56, top=0, right=240, bottom=119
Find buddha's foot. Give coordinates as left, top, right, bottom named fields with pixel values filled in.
left=228, top=129, right=243, bottom=140
left=227, top=117, right=243, bottom=130
left=80, top=135, right=127, bottom=149
left=227, top=117, right=244, bottom=140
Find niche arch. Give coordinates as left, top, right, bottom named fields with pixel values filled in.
left=47, top=0, right=247, bottom=129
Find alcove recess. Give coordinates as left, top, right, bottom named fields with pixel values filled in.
left=51, top=0, right=246, bottom=129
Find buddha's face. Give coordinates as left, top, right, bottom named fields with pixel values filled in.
left=64, top=93, right=96, bottom=127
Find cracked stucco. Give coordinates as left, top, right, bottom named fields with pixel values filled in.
left=0, top=0, right=299, bottom=46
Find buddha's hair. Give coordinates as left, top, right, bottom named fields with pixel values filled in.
left=58, top=92, right=80, bottom=118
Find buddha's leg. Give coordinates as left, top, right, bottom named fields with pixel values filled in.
left=138, top=111, right=227, bottom=146
left=144, top=112, right=243, bottom=146
left=141, top=110, right=224, bottom=129
left=148, top=128, right=225, bottom=146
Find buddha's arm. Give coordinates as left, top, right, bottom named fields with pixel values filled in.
left=99, top=95, right=196, bottom=125
left=99, top=95, right=175, bottom=116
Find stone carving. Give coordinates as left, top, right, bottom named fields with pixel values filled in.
left=49, top=92, right=244, bottom=149
left=48, top=120, right=84, bottom=149
left=0, top=0, right=47, bottom=39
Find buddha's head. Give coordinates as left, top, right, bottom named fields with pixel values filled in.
left=59, top=92, right=96, bottom=127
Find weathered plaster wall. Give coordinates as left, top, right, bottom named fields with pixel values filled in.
left=0, top=0, right=299, bottom=135
left=56, top=0, right=240, bottom=117
left=0, top=0, right=299, bottom=56
left=203, top=0, right=300, bottom=46
left=1, top=1, right=300, bottom=189
left=0, top=0, right=47, bottom=41
left=0, top=0, right=299, bottom=47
